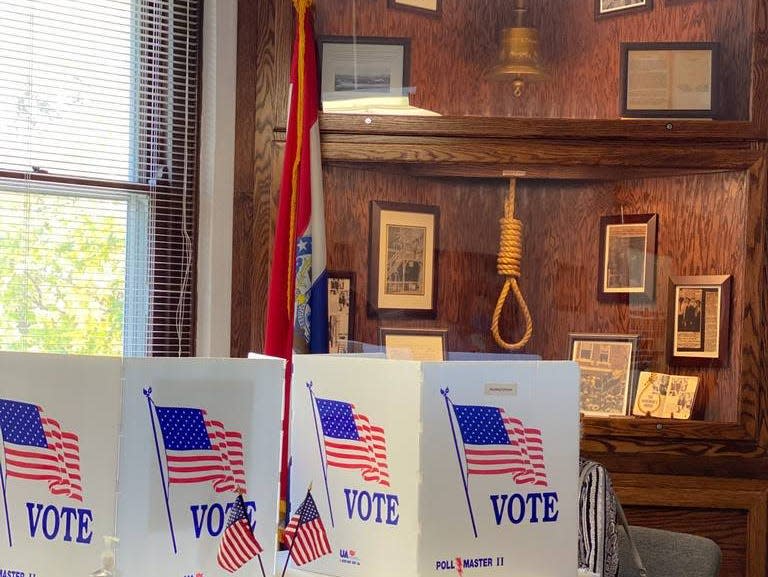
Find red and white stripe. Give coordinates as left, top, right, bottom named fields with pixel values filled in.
left=4, top=409, right=82, bottom=501
left=165, top=414, right=247, bottom=493
left=464, top=411, right=547, bottom=486
left=217, top=518, right=263, bottom=573
left=284, top=518, right=331, bottom=565
left=324, top=408, right=389, bottom=486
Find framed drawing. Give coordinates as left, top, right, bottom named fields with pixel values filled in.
left=595, top=0, right=652, bottom=19
left=598, top=213, right=657, bottom=301
left=379, top=327, right=447, bottom=361
left=327, top=271, right=355, bottom=353
left=568, top=333, right=639, bottom=417
left=620, top=42, right=719, bottom=118
left=318, top=36, right=410, bottom=105
left=667, top=275, right=732, bottom=366
left=368, top=200, right=439, bottom=319
left=388, top=0, right=442, bottom=16
left=632, top=371, right=700, bottom=419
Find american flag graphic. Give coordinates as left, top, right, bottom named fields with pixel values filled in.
left=283, top=491, right=332, bottom=565
left=217, top=493, right=262, bottom=573
left=154, top=406, right=246, bottom=493
left=0, top=399, right=82, bottom=501
left=453, top=404, right=547, bottom=486
left=315, top=397, right=389, bottom=486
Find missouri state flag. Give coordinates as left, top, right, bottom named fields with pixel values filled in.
left=264, top=0, right=327, bottom=519
left=0, top=399, right=83, bottom=501
left=452, top=403, right=547, bottom=486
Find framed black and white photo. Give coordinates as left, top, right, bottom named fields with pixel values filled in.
left=368, top=200, right=439, bottom=319
left=595, top=0, right=652, bottom=19
left=318, top=36, right=410, bottom=106
left=379, top=327, right=447, bottom=361
left=327, top=271, right=355, bottom=353
left=568, top=333, right=639, bottom=417
left=598, top=213, right=657, bottom=301
left=388, top=0, right=441, bottom=17
left=667, top=275, right=731, bottom=366
left=620, top=42, right=719, bottom=118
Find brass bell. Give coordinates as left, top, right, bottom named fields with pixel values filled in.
left=489, top=0, right=547, bottom=97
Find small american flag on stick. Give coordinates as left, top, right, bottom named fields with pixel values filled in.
left=217, top=493, right=263, bottom=573
left=283, top=490, right=332, bottom=566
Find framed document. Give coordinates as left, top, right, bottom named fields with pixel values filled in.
left=379, top=327, right=447, bottom=361
left=667, top=275, right=731, bottom=366
left=568, top=333, right=639, bottom=417
left=595, top=0, right=652, bottom=19
left=598, top=213, right=657, bottom=301
left=620, top=42, right=719, bottom=118
left=327, top=271, right=355, bottom=353
left=632, top=371, right=699, bottom=419
left=388, top=0, right=442, bottom=16
left=319, top=36, right=410, bottom=106
left=368, top=200, right=439, bottom=319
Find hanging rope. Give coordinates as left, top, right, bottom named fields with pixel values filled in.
left=491, top=177, right=533, bottom=350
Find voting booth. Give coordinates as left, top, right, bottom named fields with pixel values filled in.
left=290, top=356, right=580, bottom=577
left=0, top=353, right=285, bottom=577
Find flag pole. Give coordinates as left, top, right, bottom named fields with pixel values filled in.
left=441, top=388, right=477, bottom=539
left=0, top=436, right=13, bottom=547
left=143, top=388, right=178, bottom=554
left=281, top=484, right=312, bottom=577
left=307, top=382, right=334, bottom=526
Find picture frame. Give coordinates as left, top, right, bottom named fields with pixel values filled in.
left=368, top=200, right=439, bottom=319
left=667, top=275, right=732, bottom=366
left=388, top=0, right=442, bottom=17
left=620, top=42, right=719, bottom=118
left=568, top=333, right=639, bottom=417
left=598, top=213, right=657, bottom=301
left=318, top=36, right=411, bottom=106
left=595, top=0, right=652, bottom=19
left=327, top=271, right=355, bottom=353
left=379, top=327, right=447, bottom=361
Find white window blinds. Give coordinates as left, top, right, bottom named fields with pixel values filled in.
left=0, top=0, right=200, bottom=356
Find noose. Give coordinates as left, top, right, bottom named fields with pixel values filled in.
left=491, top=177, right=533, bottom=350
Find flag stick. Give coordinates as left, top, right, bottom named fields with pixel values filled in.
left=144, top=388, right=178, bottom=554
left=441, top=389, right=477, bottom=539
left=281, top=485, right=312, bottom=577
left=0, top=437, right=13, bottom=547
left=307, top=382, right=334, bottom=526
left=257, top=553, right=266, bottom=577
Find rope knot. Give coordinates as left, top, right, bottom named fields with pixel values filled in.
left=497, top=215, right=523, bottom=278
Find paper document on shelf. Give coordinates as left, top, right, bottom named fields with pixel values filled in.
left=322, top=95, right=441, bottom=116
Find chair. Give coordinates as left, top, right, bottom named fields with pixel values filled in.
left=618, top=525, right=721, bottom=577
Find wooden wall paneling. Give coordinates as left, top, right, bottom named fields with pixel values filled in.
left=231, top=0, right=293, bottom=356
left=323, top=165, right=505, bottom=352
left=514, top=172, right=748, bottom=423
left=612, top=474, right=768, bottom=577
left=312, top=0, right=753, bottom=120
left=751, top=0, right=768, bottom=133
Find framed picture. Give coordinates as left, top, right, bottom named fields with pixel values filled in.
left=368, top=200, right=439, bottom=319
left=327, top=271, right=355, bottom=353
left=598, top=213, right=657, bottom=301
left=379, top=327, right=447, bottom=361
left=620, top=42, right=719, bottom=118
left=388, top=0, right=442, bottom=16
left=568, top=333, right=639, bottom=417
left=318, top=36, right=410, bottom=105
left=595, top=0, right=652, bottom=19
left=667, top=275, right=732, bottom=366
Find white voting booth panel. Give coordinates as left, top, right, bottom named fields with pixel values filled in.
left=0, top=352, right=123, bottom=577
left=117, top=357, right=285, bottom=577
left=291, top=356, right=579, bottom=577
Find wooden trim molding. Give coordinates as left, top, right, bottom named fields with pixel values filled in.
left=613, top=474, right=768, bottom=577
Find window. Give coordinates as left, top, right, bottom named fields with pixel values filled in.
left=0, top=0, right=200, bottom=356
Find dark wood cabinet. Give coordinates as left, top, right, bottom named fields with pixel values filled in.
left=233, top=2, right=768, bottom=574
